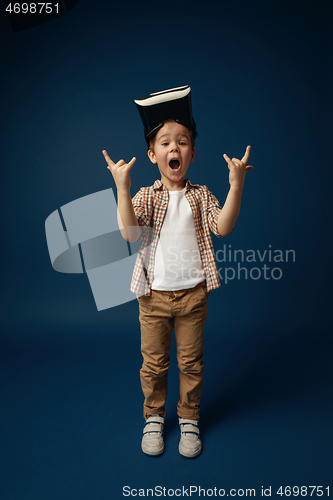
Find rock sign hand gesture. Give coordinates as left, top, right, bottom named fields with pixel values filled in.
left=102, top=150, right=136, bottom=192
left=223, top=145, right=253, bottom=189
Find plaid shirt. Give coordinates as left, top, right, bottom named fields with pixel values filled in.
left=130, top=179, right=223, bottom=296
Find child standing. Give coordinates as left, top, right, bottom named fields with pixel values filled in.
left=102, top=86, right=253, bottom=458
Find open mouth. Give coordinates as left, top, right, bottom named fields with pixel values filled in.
left=169, top=159, right=180, bottom=171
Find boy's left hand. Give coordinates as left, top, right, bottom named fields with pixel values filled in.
left=223, top=145, right=253, bottom=189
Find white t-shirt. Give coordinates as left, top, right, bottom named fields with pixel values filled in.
left=152, top=188, right=205, bottom=291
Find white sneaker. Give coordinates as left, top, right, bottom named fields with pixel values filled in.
left=179, top=418, right=202, bottom=458
left=141, top=415, right=165, bottom=456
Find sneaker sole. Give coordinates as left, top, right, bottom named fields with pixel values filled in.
left=179, top=444, right=202, bottom=458
left=142, top=443, right=165, bottom=457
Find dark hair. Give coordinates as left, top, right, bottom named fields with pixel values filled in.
left=148, top=118, right=197, bottom=152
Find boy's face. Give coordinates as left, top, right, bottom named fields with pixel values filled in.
left=148, top=120, right=195, bottom=190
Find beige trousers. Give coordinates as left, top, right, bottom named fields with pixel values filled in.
left=138, top=281, right=209, bottom=420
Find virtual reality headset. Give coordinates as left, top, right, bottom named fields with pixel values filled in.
left=134, top=85, right=197, bottom=147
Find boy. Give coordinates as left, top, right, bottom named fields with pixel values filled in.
left=102, top=86, right=253, bottom=458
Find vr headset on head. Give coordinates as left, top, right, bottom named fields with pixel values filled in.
left=134, top=85, right=197, bottom=147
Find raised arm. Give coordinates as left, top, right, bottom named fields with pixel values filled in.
left=102, top=150, right=142, bottom=242
left=217, top=145, right=253, bottom=237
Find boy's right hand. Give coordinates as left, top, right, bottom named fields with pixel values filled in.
left=102, top=150, right=136, bottom=192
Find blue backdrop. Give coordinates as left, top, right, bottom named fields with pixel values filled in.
left=1, top=0, right=332, bottom=499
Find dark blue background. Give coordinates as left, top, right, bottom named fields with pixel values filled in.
left=1, top=0, right=332, bottom=498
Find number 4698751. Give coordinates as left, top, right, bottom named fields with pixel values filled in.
left=6, top=3, right=59, bottom=14
left=277, top=487, right=329, bottom=497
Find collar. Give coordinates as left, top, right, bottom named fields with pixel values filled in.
left=152, top=178, right=200, bottom=192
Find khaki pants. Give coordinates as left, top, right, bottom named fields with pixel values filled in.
left=138, top=281, right=209, bottom=420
